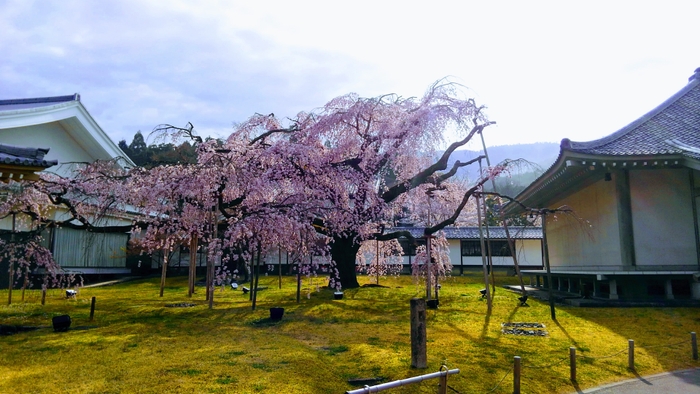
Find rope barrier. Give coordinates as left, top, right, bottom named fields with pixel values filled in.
left=637, top=339, right=688, bottom=349
left=577, top=348, right=628, bottom=360
left=521, top=355, right=569, bottom=369
left=484, top=370, right=510, bottom=393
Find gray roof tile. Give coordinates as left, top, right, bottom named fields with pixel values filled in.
left=0, top=144, right=58, bottom=168
left=0, top=94, right=79, bottom=111
left=386, top=226, right=542, bottom=239
left=561, top=69, right=700, bottom=160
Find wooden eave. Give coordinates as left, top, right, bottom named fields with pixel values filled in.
left=0, top=163, right=47, bottom=182
left=504, top=151, right=692, bottom=215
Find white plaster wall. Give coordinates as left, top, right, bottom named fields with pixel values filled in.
left=547, top=178, right=622, bottom=268
left=0, top=122, right=96, bottom=177
left=630, top=168, right=697, bottom=267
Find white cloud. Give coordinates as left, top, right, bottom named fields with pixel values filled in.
left=1, top=0, right=699, bottom=147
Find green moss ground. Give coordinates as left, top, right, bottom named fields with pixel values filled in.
left=1, top=273, right=698, bottom=393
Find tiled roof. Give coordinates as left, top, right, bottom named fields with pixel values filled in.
left=561, top=67, right=700, bottom=160
left=0, top=144, right=58, bottom=168
left=386, top=226, right=542, bottom=240
left=504, top=67, right=700, bottom=215
left=0, top=94, right=79, bottom=111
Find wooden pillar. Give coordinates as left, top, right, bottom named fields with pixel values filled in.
left=593, top=280, right=599, bottom=298
left=410, top=298, right=427, bottom=369
left=665, top=279, right=675, bottom=300
left=609, top=279, right=619, bottom=300
left=615, top=170, right=636, bottom=267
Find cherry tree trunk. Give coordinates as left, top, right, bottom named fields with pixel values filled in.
left=330, top=235, right=361, bottom=289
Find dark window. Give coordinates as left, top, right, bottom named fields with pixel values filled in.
left=489, top=240, right=512, bottom=257
left=399, top=238, right=426, bottom=256
left=460, top=240, right=512, bottom=257
left=460, top=240, right=482, bottom=256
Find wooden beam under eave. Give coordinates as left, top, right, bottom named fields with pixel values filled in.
left=0, top=164, right=46, bottom=183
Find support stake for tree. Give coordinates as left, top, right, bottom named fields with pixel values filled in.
left=89, top=296, right=96, bottom=321
left=541, top=210, right=556, bottom=320
left=8, top=215, right=15, bottom=305
left=278, top=247, right=282, bottom=290
left=252, top=247, right=261, bottom=311
left=159, top=251, right=168, bottom=298
left=41, top=288, right=46, bottom=306
left=475, top=187, right=491, bottom=309
left=692, top=332, right=698, bottom=360
left=188, top=236, right=197, bottom=297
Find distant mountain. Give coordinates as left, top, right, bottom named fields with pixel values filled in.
left=445, top=142, right=560, bottom=194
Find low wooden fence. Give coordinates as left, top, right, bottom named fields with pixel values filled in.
left=349, top=332, right=698, bottom=394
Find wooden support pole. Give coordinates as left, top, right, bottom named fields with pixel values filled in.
left=513, top=356, right=521, bottom=394
left=569, top=347, right=576, bottom=381
left=21, top=276, right=28, bottom=302
left=410, top=298, right=427, bottom=369
left=89, top=296, right=96, bottom=321
left=628, top=339, right=635, bottom=370
left=41, top=288, right=46, bottom=306
left=188, top=236, right=197, bottom=297
left=159, top=252, right=168, bottom=298
left=692, top=332, right=698, bottom=361
left=7, top=263, right=13, bottom=305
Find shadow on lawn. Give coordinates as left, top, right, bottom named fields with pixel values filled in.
left=544, top=303, right=700, bottom=391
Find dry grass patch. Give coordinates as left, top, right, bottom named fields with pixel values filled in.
left=0, top=273, right=698, bottom=393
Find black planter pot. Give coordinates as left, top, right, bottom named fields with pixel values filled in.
left=426, top=299, right=439, bottom=309
left=269, top=307, right=284, bottom=321
left=333, top=292, right=344, bottom=300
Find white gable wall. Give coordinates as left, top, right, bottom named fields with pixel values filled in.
left=0, top=122, right=95, bottom=177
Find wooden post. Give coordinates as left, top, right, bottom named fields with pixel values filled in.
left=475, top=192, right=491, bottom=309
left=8, top=214, right=15, bottom=305
left=691, top=332, right=698, bottom=360
left=41, top=288, right=46, bottom=306
left=541, top=211, right=556, bottom=320
left=376, top=239, right=380, bottom=286
left=159, top=251, right=168, bottom=297
left=7, top=262, right=12, bottom=305
left=89, top=296, right=96, bottom=321
left=21, top=276, right=28, bottom=302
left=188, top=236, right=197, bottom=297
left=569, top=347, right=576, bottom=381
left=438, top=367, right=447, bottom=394
left=278, top=247, right=282, bottom=290
left=426, top=236, right=432, bottom=301
left=513, top=356, right=521, bottom=394
left=251, top=248, right=261, bottom=311
left=410, top=298, right=427, bottom=369
left=628, top=339, right=634, bottom=370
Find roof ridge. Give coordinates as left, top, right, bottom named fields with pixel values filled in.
left=0, top=93, right=80, bottom=106
left=560, top=72, right=700, bottom=152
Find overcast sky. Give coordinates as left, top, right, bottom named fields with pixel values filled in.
left=2, top=0, right=699, bottom=149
